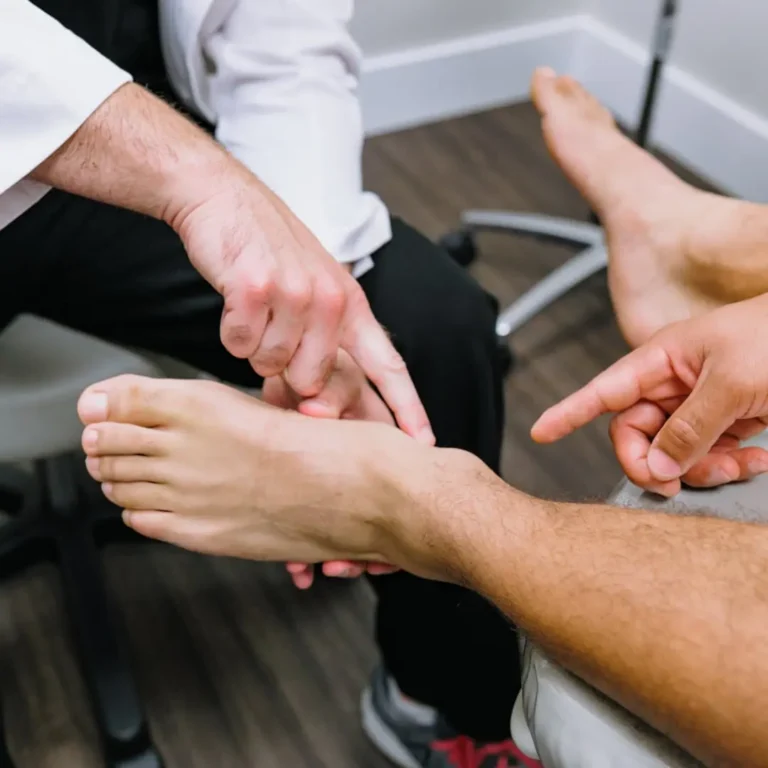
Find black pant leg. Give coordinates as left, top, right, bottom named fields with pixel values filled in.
left=360, top=220, right=519, bottom=742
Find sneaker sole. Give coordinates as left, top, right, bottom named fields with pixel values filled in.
left=361, top=687, right=422, bottom=768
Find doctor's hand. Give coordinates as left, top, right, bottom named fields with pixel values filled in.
left=532, top=295, right=768, bottom=496
left=171, top=175, right=433, bottom=445
left=31, top=82, right=433, bottom=445
left=264, top=350, right=400, bottom=589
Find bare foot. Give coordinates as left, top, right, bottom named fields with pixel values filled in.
left=76, top=375, right=399, bottom=564
left=531, top=68, right=768, bottom=346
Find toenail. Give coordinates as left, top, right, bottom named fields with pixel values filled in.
left=82, top=427, right=99, bottom=450
left=85, top=457, right=101, bottom=480
left=80, top=392, right=108, bottom=422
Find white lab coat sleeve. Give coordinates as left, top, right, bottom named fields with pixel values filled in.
left=0, top=0, right=132, bottom=196
left=203, top=0, right=390, bottom=273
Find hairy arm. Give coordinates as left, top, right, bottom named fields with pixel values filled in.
left=30, top=82, right=244, bottom=229
left=405, top=454, right=768, bottom=767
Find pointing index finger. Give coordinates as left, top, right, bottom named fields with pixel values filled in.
left=342, top=312, right=434, bottom=445
left=531, top=345, right=675, bottom=443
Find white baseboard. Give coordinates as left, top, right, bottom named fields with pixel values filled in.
left=361, top=15, right=768, bottom=201
left=574, top=18, right=768, bottom=202
left=359, top=17, right=580, bottom=136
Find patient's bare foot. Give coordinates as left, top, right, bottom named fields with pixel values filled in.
left=531, top=68, right=768, bottom=345
left=76, top=375, right=394, bottom=564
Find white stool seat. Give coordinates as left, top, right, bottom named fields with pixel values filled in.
left=0, top=316, right=161, bottom=462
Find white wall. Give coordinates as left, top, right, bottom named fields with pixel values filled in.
left=351, top=0, right=585, bottom=56
left=589, top=0, right=768, bottom=121
left=355, top=0, right=768, bottom=199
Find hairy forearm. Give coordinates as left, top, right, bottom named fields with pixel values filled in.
left=418, top=454, right=768, bottom=766
left=30, top=83, right=249, bottom=228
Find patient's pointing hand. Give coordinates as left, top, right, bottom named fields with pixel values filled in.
left=263, top=351, right=400, bottom=588
left=532, top=295, right=768, bottom=495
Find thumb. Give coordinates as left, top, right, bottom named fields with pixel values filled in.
left=648, top=365, right=741, bottom=482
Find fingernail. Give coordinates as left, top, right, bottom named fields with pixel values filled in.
left=749, top=459, right=768, bottom=476
left=102, top=482, right=113, bottom=498
left=85, top=457, right=101, bottom=480
left=82, top=427, right=99, bottom=451
left=706, top=467, right=735, bottom=486
left=647, top=449, right=682, bottom=481
left=122, top=510, right=133, bottom=526
left=538, top=66, right=557, bottom=78
left=79, top=392, right=108, bottom=422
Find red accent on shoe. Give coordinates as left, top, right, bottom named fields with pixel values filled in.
left=431, top=736, right=542, bottom=768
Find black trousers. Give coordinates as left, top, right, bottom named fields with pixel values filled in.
left=0, top=191, right=519, bottom=740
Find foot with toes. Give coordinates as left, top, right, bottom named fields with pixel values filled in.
left=531, top=67, right=768, bottom=346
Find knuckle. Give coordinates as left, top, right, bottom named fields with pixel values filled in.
left=222, top=323, right=254, bottom=356
left=318, top=282, right=347, bottom=318
left=256, top=343, right=293, bottom=373
left=664, top=416, right=703, bottom=453
left=243, top=277, right=273, bottom=306
left=383, top=349, right=408, bottom=376
left=281, top=281, right=312, bottom=312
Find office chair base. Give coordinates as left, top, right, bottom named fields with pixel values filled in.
left=0, top=457, right=161, bottom=767
left=442, top=211, right=608, bottom=341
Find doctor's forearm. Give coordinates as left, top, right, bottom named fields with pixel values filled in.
left=30, top=82, right=256, bottom=230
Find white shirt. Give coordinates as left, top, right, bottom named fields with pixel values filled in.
left=0, top=0, right=391, bottom=276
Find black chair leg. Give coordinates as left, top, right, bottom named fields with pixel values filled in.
left=42, top=458, right=163, bottom=768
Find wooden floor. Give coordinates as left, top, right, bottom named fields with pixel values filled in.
left=0, top=102, right=708, bottom=766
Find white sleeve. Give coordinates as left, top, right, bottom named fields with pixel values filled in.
left=204, top=0, right=390, bottom=272
left=0, top=0, right=132, bottom=196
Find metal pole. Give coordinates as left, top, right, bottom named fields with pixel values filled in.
left=590, top=0, right=678, bottom=223
left=635, top=0, right=679, bottom=148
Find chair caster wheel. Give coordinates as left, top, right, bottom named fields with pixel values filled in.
left=439, top=229, right=477, bottom=267
left=496, top=340, right=515, bottom=377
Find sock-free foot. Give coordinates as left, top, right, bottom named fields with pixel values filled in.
left=531, top=68, right=768, bottom=346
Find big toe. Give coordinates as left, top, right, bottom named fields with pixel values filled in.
left=532, top=68, right=613, bottom=127
left=78, top=374, right=177, bottom=427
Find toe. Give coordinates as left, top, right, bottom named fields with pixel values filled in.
left=82, top=422, right=170, bottom=457
left=531, top=66, right=558, bottom=114
left=102, top=480, right=174, bottom=511
left=86, top=455, right=168, bottom=484
left=78, top=374, right=181, bottom=427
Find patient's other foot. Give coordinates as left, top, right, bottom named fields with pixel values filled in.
left=531, top=68, right=768, bottom=346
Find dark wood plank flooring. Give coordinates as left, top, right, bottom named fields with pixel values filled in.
left=1, top=102, right=711, bottom=766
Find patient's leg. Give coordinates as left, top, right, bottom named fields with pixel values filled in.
left=531, top=68, right=768, bottom=346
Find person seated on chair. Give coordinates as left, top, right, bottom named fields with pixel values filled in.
left=75, top=278, right=768, bottom=768
left=1, top=1, right=527, bottom=764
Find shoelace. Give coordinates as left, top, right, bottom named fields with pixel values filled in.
left=432, top=736, right=538, bottom=768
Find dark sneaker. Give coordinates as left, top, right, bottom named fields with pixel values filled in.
left=361, top=667, right=540, bottom=768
